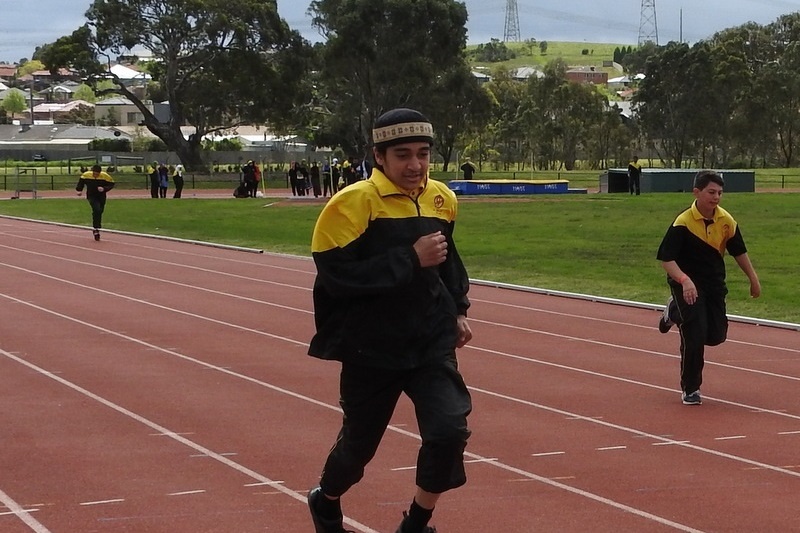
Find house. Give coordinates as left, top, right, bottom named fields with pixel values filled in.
left=565, top=66, right=608, bottom=85
left=205, top=125, right=310, bottom=152
left=0, top=64, right=17, bottom=82
left=32, top=100, right=95, bottom=122
left=94, top=96, right=169, bottom=126
left=472, top=70, right=491, bottom=84
left=0, top=124, right=127, bottom=153
left=512, top=66, right=544, bottom=81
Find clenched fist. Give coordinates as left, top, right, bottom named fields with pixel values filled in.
left=414, top=231, right=448, bottom=267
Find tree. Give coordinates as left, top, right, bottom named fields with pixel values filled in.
left=309, top=0, right=473, bottom=156
left=40, top=0, right=313, bottom=171
left=1, top=89, right=28, bottom=121
left=72, top=84, right=97, bottom=103
left=633, top=42, right=714, bottom=167
left=17, top=60, right=45, bottom=77
left=427, top=64, right=493, bottom=170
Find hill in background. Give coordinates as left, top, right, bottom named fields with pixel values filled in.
left=467, top=40, right=632, bottom=72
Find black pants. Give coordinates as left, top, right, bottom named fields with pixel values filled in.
left=629, top=174, right=640, bottom=195
left=319, top=357, right=471, bottom=496
left=668, top=281, right=728, bottom=394
left=87, top=194, right=107, bottom=229
left=173, top=176, right=184, bottom=198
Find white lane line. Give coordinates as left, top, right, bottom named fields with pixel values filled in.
left=0, top=291, right=791, bottom=532
left=167, top=490, right=205, bottom=497
left=653, top=441, right=691, bottom=446
left=244, top=481, right=285, bottom=487
left=0, top=487, right=51, bottom=532
left=0, top=347, right=379, bottom=533
left=532, top=451, right=566, bottom=457
left=778, top=430, right=800, bottom=435
left=597, top=446, right=627, bottom=451
left=470, top=317, right=800, bottom=384
left=715, top=436, right=746, bottom=441
left=468, top=384, right=800, bottom=480
left=465, top=458, right=498, bottom=464
left=79, top=499, right=125, bottom=506
left=467, top=343, right=800, bottom=422
left=1, top=336, right=702, bottom=533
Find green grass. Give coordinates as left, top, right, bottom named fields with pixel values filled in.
left=468, top=40, right=626, bottom=72
left=2, top=193, right=798, bottom=325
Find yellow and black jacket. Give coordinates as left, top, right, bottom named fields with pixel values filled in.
left=657, top=201, right=747, bottom=292
left=76, top=170, right=115, bottom=197
left=309, top=169, right=470, bottom=369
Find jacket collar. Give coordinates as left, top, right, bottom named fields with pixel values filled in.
left=371, top=168, right=427, bottom=198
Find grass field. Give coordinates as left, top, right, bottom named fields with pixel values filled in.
left=2, top=191, right=798, bottom=325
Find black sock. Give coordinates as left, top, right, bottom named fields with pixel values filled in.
left=403, top=500, right=434, bottom=533
left=314, top=492, right=342, bottom=521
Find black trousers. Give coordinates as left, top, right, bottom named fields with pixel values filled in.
left=668, top=281, right=728, bottom=394
left=86, top=194, right=107, bottom=229
left=629, top=174, right=640, bottom=195
left=173, top=176, right=184, bottom=198
left=319, top=357, right=472, bottom=496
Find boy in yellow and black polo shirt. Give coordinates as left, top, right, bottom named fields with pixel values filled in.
left=656, top=170, right=760, bottom=405
left=628, top=155, right=642, bottom=195
left=76, top=164, right=115, bottom=241
left=307, top=108, right=472, bottom=533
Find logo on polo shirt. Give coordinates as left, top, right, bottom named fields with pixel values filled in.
left=434, top=195, right=445, bottom=209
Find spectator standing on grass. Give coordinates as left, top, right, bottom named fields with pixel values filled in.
left=306, top=108, right=472, bottom=533
left=172, top=164, right=185, bottom=198
left=149, top=162, right=160, bottom=198
left=628, top=155, right=642, bottom=195
left=297, top=160, right=309, bottom=196
left=76, top=164, right=115, bottom=241
left=310, top=160, right=322, bottom=198
left=158, top=163, right=169, bottom=198
left=322, top=160, right=333, bottom=197
left=288, top=161, right=299, bottom=196
left=459, top=157, right=476, bottom=180
left=656, top=170, right=761, bottom=405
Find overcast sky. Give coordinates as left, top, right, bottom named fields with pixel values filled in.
left=1, top=0, right=799, bottom=63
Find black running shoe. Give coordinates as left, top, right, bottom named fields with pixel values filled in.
left=93, top=230, right=100, bottom=241
left=308, top=487, right=353, bottom=533
left=395, top=511, right=437, bottom=533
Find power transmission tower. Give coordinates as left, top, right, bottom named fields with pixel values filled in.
left=504, top=0, right=521, bottom=42
left=638, top=0, right=658, bottom=45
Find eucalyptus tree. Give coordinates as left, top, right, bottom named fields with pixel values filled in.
left=309, top=0, right=475, bottom=157
left=515, top=60, right=606, bottom=171
left=40, top=0, right=313, bottom=170
left=758, top=13, right=800, bottom=167
left=633, top=42, right=717, bottom=168
left=426, top=64, right=494, bottom=171
left=483, top=68, right=526, bottom=169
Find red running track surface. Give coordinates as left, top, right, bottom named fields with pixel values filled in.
left=1, top=217, right=798, bottom=533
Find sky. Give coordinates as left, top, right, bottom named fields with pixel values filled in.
left=1, top=0, right=799, bottom=64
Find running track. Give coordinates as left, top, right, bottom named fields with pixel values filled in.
left=1, top=216, right=798, bottom=533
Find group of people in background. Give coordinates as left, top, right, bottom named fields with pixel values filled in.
left=149, top=162, right=185, bottom=199
left=289, top=156, right=373, bottom=198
